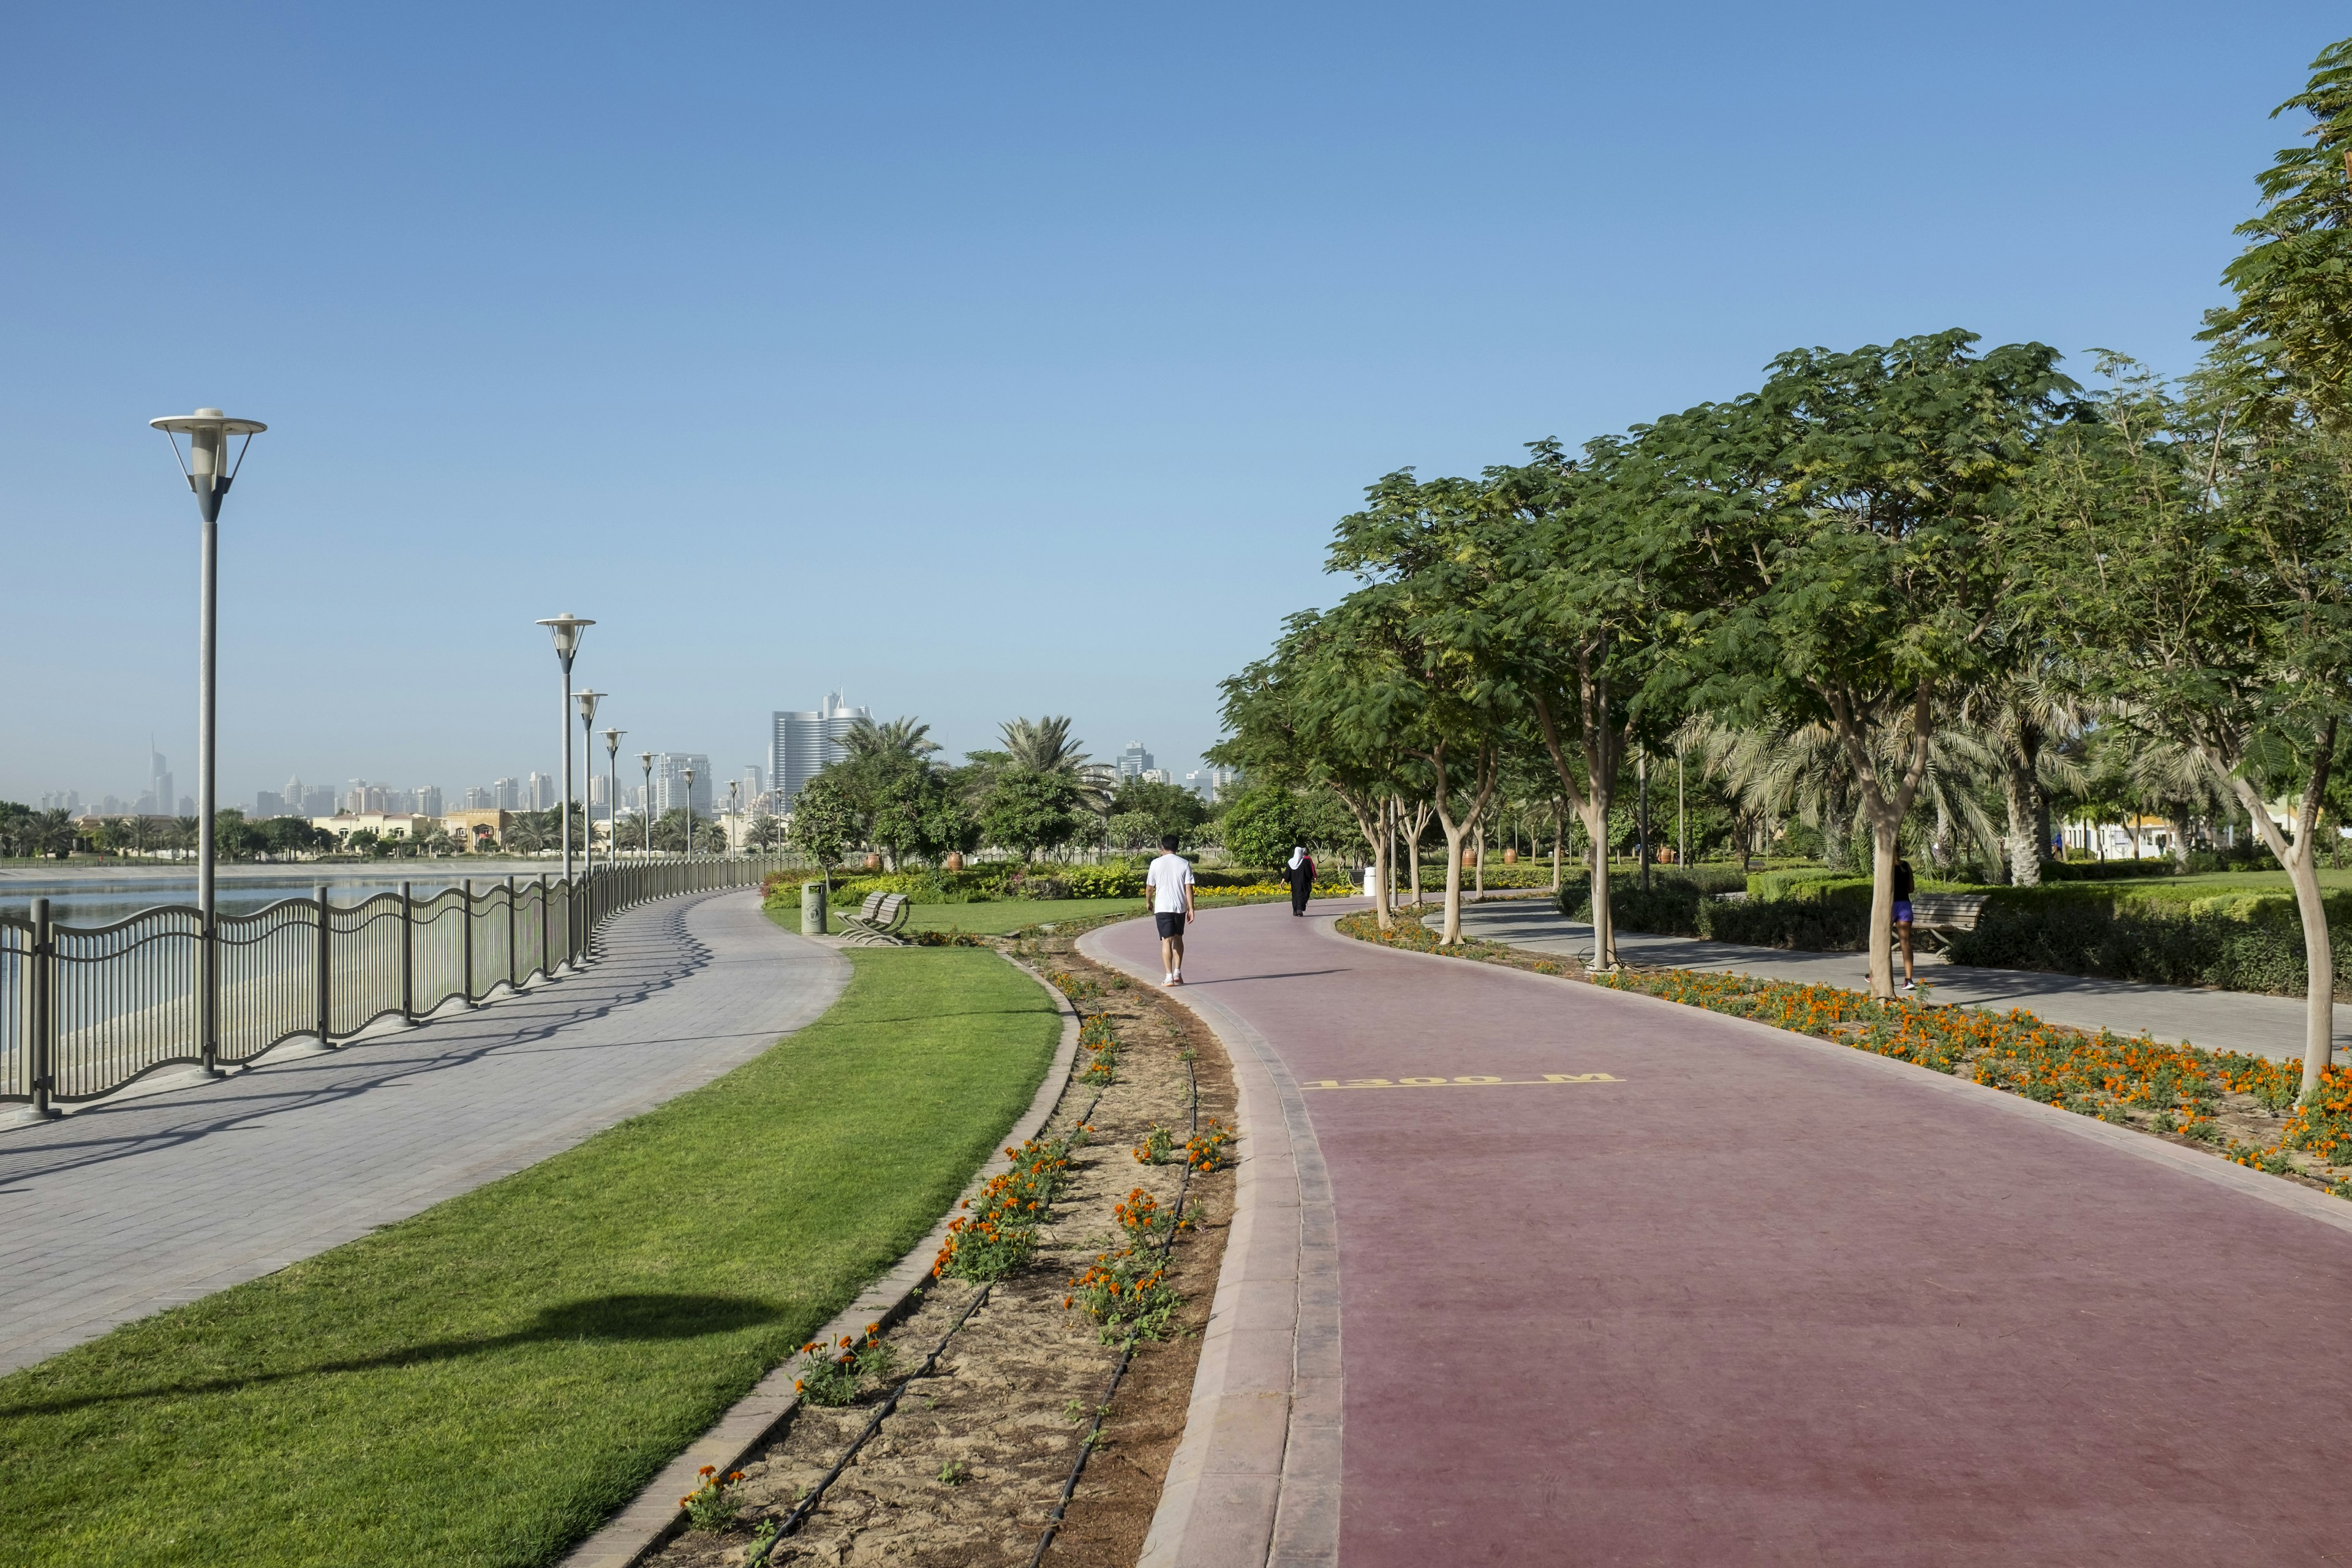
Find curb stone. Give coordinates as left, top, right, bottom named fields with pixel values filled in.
left=1079, top=917, right=1343, bottom=1568
left=559, top=950, right=1084, bottom=1568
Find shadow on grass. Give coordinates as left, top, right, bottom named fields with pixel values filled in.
left=1, top=1292, right=782, bottom=1419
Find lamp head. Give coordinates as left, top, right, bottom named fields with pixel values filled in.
left=682, top=765, right=696, bottom=786
left=150, top=407, right=266, bottom=524
left=604, top=726, right=623, bottom=756
left=639, top=751, right=654, bottom=772
left=535, top=613, right=594, bottom=666
left=575, top=689, right=603, bottom=726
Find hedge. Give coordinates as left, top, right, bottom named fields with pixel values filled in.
left=1947, top=883, right=2352, bottom=999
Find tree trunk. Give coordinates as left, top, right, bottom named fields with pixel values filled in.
left=1439, top=815, right=1468, bottom=943
left=1551, top=799, right=1564, bottom=893
left=2207, top=725, right=2335, bottom=1096
left=1473, top=834, right=1485, bottom=899
left=1577, top=796, right=1615, bottom=970
left=2000, top=748, right=2041, bottom=887
left=1866, top=810, right=1901, bottom=999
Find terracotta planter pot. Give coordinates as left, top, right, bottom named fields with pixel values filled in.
left=944, top=852, right=963, bottom=872
left=864, top=853, right=883, bottom=871
left=1503, top=848, right=1518, bottom=864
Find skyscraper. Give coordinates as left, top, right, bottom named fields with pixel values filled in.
left=414, top=786, right=443, bottom=817
left=1117, top=742, right=1153, bottom=782
left=527, top=772, right=554, bottom=812
left=492, top=777, right=519, bottom=811
left=771, top=693, right=872, bottom=808
left=143, top=744, right=174, bottom=819
left=653, top=753, right=713, bottom=816
left=464, top=785, right=493, bottom=810
left=254, top=790, right=284, bottom=818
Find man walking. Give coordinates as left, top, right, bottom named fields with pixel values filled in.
left=1144, top=833, right=1196, bottom=984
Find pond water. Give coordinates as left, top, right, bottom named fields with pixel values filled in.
left=0, top=862, right=567, bottom=926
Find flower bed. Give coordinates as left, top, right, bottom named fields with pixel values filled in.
left=1594, top=968, right=2352, bottom=1192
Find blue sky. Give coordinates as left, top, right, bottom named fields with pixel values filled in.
left=1, top=2, right=2342, bottom=809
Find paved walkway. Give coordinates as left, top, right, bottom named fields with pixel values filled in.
left=1453, top=899, right=2351, bottom=1063
left=1099, top=900, right=2352, bottom=1565
left=0, top=890, right=845, bottom=1374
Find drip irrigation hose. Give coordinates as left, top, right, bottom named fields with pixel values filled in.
left=1023, top=1050, right=1202, bottom=1566
left=743, top=979, right=1108, bottom=1562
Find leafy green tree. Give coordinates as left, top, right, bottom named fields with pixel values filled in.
left=1107, top=779, right=1208, bottom=845
left=1673, top=331, right=2079, bottom=997
left=979, top=769, right=1087, bottom=861
left=2011, top=363, right=2352, bottom=1093
left=747, top=812, right=787, bottom=851
left=789, top=774, right=860, bottom=891
left=1319, top=472, right=1518, bottom=943
left=1218, top=786, right=1310, bottom=869
left=2203, top=37, right=2352, bottom=430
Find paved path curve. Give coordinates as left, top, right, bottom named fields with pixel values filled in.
left=0, top=889, right=845, bottom=1374
left=1101, top=900, right=2352, bottom=1566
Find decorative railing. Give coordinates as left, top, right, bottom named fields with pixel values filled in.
left=0, top=855, right=786, bottom=1114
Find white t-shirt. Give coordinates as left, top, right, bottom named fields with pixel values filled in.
left=1145, top=853, right=1196, bottom=913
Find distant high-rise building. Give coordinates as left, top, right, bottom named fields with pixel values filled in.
left=254, top=790, right=285, bottom=818
left=1142, top=768, right=1171, bottom=786
left=463, top=785, right=492, bottom=810
left=1117, top=742, right=1153, bottom=782
left=150, top=744, right=174, bottom=825
left=492, top=777, right=519, bottom=811
left=1185, top=767, right=1235, bottom=804
left=285, top=773, right=304, bottom=806
left=301, top=785, right=336, bottom=816
left=39, top=790, right=80, bottom=813
left=99, top=794, right=128, bottom=816
left=588, top=774, right=610, bottom=810
left=177, top=794, right=195, bottom=817
left=653, top=753, right=713, bottom=817
left=771, top=693, right=872, bottom=809
left=410, top=786, right=440, bottom=817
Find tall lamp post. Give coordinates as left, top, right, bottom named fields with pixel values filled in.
left=150, top=407, right=266, bottom=1076
left=683, top=765, right=698, bottom=857
left=728, top=780, right=741, bottom=855
left=575, top=690, right=603, bottom=880
left=604, top=727, right=625, bottom=859
left=639, top=751, right=655, bottom=854
left=534, top=614, right=594, bottom=884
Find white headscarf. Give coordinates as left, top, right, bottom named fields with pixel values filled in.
left=1287, top=846, right=1306, bottom=870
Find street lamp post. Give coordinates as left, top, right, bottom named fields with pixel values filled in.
left=575, top=690, right=603, bottom=882
left=728, top=780, right=741, bottom=855
left=683, top=765, right=698, bottom=858
left=639, top=752, right=655, bottom=854
left=604, top=727, right=625, bottom=861
left=534, top=615, right=593, bottom=886
left=150, top=407, right=266, bottom=1076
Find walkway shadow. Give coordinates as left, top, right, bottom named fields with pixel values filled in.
left=0, top=1292, right=783, bottom=1418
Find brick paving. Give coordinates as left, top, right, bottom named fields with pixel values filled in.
left=1100, top=900, right=2352, bottom=1566
left=0, top=890, right=845, bottom=1374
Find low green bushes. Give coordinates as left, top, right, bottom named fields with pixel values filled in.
left=1948, top=883, right=2352, bottom=998
left=2040, top=858, right=2182, bottom=883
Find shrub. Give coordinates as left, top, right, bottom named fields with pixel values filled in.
left=1132, top=1124, right=1176, bottom=1165
left=1945, top=884, right=2352, bottom=998
left=1065, top=1246, right=1183, bottom=1341
left=1184, top=1119, right=1235, bottom=1172
left=2040, top=858, right=2183, bottom=883
left=795, top=1328, right=891, bottom=1407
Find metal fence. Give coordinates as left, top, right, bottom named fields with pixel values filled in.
left=0, top=855, right=788, bottom=1114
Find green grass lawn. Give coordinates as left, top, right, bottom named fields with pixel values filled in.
left=0, top=948, right=1058, bottom=1567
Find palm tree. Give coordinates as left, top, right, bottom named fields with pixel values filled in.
left=842, top=715, right=940, bottom=764
left=997, top=715, right=1114, bottom=809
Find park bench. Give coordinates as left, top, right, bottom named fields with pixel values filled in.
left=1907, top=892, right=1989, bottom=952
left=839, top=891, right=913, bottom=946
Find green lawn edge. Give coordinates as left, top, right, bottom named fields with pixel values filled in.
left=0, top=947, right=1058, bottom=1567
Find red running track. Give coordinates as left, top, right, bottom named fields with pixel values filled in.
left=1098, top=900, right=2352, bottom=1566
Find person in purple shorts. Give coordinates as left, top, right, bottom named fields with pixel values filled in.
left=1144, top=833, right=1196, bottom=984
left=1892, top=855, right=1917, bottom=995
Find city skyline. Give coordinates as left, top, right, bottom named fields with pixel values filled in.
left=21, top=711, right=1197, bottom=820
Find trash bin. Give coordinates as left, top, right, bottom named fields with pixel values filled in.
left=1362, top=867, right=1379, bottom=897
left=802, top=881, right=827, bottom=935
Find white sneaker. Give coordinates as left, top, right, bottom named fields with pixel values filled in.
left=1163, top=973, right=1174, bottom=985
left=1171, top=971, right=1184, bottom=985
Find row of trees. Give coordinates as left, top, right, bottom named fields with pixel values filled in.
left=786, top=715, right=1215, bottom=880
left=1214, top=37, right=2352, bottom=1095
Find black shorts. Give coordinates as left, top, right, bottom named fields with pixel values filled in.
left=1155, top=911, right=1187, bottom=938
